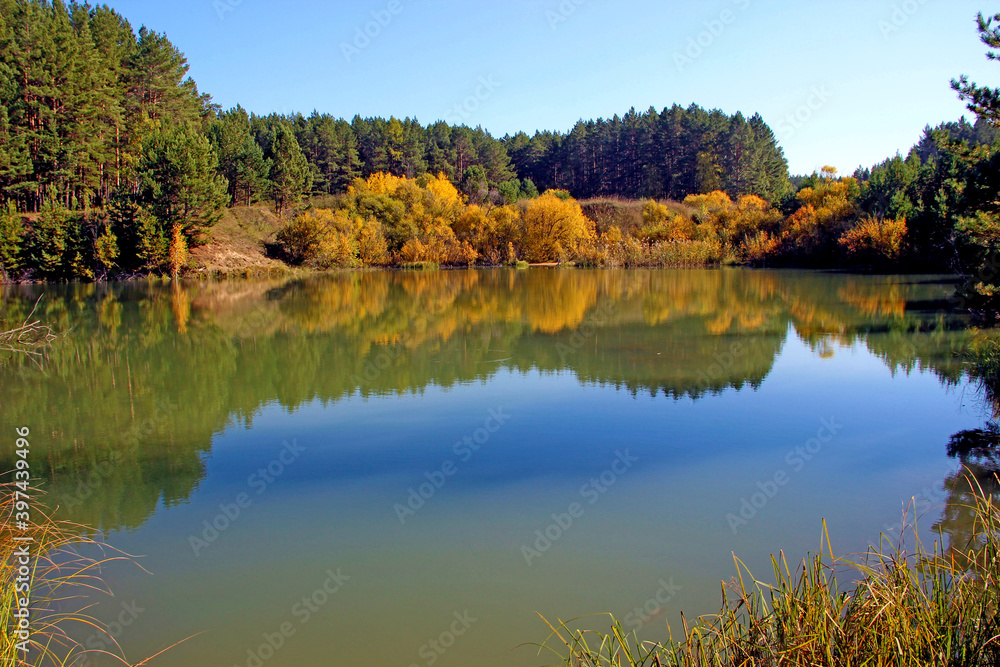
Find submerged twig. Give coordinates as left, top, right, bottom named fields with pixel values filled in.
left=0, top=294, right=60, bottom=362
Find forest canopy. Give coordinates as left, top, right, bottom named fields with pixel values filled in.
left=1, top=0, right=1000, bottom=311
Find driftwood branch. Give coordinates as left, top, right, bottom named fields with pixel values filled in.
left=0, top=294, right=60, bottom=361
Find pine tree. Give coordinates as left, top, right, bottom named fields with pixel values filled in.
left=124, top=27, right=202, bottom=126
left=264, top=123, right=311, bottom=214
left=209, top=106, right=269, bottom=205
left=0, top=199, right=22, bottom=275
left=953, top=12, right=1000, bottom=123
left=139, top=123, right=229, bottom=240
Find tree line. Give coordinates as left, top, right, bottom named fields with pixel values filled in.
left=503, top=105, right=792, bottom=203
left=2, top=0, right=1000, bottom=306
left=0, top=0, right=800, bottom=279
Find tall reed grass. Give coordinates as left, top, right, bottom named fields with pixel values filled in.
left=533, top=476, right=1000, bottom=666
left=1, top=483, right=170, bottom=666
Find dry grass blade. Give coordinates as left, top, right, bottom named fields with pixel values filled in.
left=532, top=469, right=1000, bottom=667
left=1, top=481, right=184, bottom=666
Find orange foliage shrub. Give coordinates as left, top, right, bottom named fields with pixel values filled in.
left=839, top=216, right=907, bottom=262
left=740, top=231, right=782, bottom=264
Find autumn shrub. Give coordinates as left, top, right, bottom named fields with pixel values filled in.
left=783, top=202, right=853, bottom=258
left=276, top=208, right=359, bottom=268
left=452, top=205, right=487, bottom=243
left=477, top=206, right=522, bottom=265
left=636, top=199, right=698, bottom=243
left=780, top=179, right=860, bottom=258
left=740, top=230, right=782, bottom=264
left=168, top=225, right=189, bottom=278
left=443, top=240, right=478, bottom=266
left=357, top=219, right=389, bottom=266
left=839, top=215, right=908, bottom=263
left=397, top=237, right=430, bottom=264
left=722, top=195, right=784, bottom=242
left=342, top=172, right=475, bottom=265
left=94, top=224, right=120, bottom=274
left=519, top=192, right=594, bottom=263
left=579, top=198, right=644, bottom=236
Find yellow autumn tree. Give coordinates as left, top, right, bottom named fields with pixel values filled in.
left=364, top=172, right=406, bottom=197
left=168, top=225, right=188, bottom=279
left=519, top=192, right=594, bottom=263
left=357, top=219, right=389, bottom=266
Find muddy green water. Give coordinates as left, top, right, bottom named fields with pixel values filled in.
left=0, top=268, right=991, bottom=666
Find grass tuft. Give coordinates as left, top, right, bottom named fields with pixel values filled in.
left=532, top=476, right=1000, bottom=666
left=1, top=482, right=166, bottom=666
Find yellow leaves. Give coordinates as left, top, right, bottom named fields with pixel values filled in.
left=642, top=199, right=673, bottom=226
left=94, top=226, right=119, bottom=271
left=639, top=200, right=697, bottom=242
left=398, top=236, right=478, bottom=266
left=736, top=195, right=769, bottom=212
left=276, top=209, right=361, bottom=268
left=398, top=238, right=429, bottom=264
left=357, top=220, right=389, bottom=266
left=520, top=193, right=594, bottom=263
left=683, top=190, right=732, bottom=213
left=454, top=205, right=487, bottom=241
left=783, top=178, right=862, bottom=256
left=740, top=231, right=782, bottom=263
left=473, top=206, right=521, bottom=264
left=315, top=231, right=358, bottom=269
left=603, top=226, right=624, bottom=244
left=168, top=225, right=188, bottom=279
left=839, top=216, right=908, bottom=262
left=365, top=172, right=406, bottom=197
left=795, top=179, right=857, bottom=220
left=665, top=215, right=696, bottom=241
left=785, top=205, right=822, bottom=253
left=425, top=173, right=463, bottom=208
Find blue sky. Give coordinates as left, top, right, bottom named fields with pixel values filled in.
left=107, top=0, right=995, bottom=176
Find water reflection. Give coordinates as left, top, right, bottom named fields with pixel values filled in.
left=0, top=269, right=973, bottom=533
left=936, top=346, right=1000, bottom=562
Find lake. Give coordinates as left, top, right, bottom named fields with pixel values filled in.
left=0, top=268, right=990, bottom=667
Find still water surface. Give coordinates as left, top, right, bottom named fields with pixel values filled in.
left=0, top=268, right=990, bottom=666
